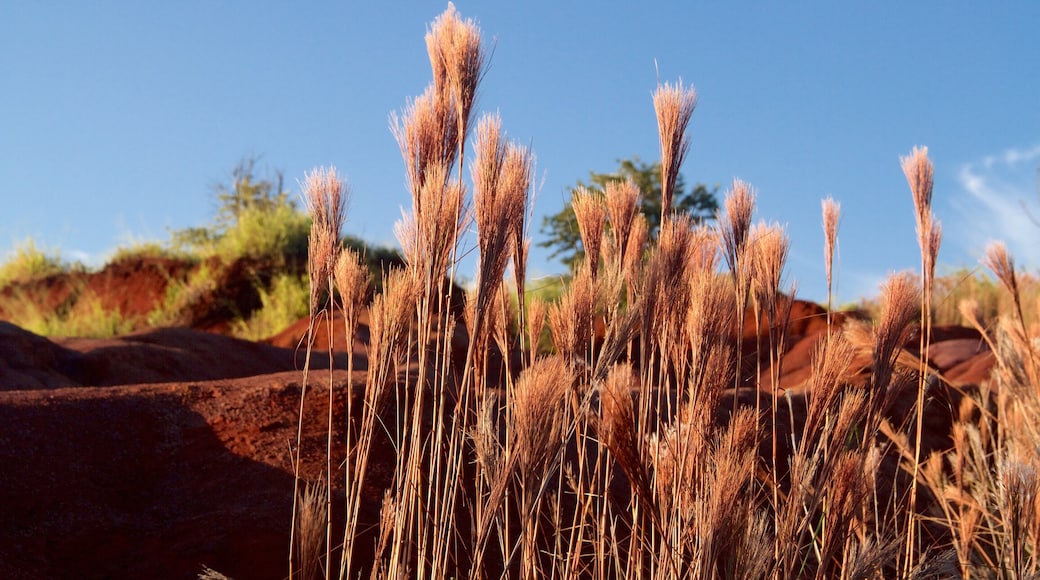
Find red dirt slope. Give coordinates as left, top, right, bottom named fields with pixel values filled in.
left=0, top=371, right=366, bottom=580
left=0, top=321, right=348, bottom=390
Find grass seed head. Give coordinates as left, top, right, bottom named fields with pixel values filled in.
left=334, top=247, right=371, bottom=328
left=304, top=166, right=347, bottom=313
left=822, top=197, right=841, bottom=297
left=572, top=187, right=607, bottom=275
left=426, top=2, right=486, bottom=142
left=653, top=80, right=697, bottom=222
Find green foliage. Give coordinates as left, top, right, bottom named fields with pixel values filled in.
left=539, top=157, right=719, bottom=269
left=213, top=157, right=290, bottom=231
left=146, top=261, right=221, bottom=328
left=5, top=289, right=135, bottom=338
left=169, top=156, right=309, bottom=264
left=108, top=240, right=192, bottom=264
left=0, top=239, right=73, bottom=289
left=214, top=203, right=311, bottom=263
left=231, top=273, right=310, bottom=341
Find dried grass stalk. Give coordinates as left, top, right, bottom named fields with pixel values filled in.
left=653, top=80, right=697, bottom=221
left=821, top=197, right=841, bottom=308
left=425, top=2, right=485, bottom=156
left=572, top=187, right=607, bottom=275
left=719, top=178, right=756, bottom=284
left=296, top=479, right=329, bottom=580
left=304, top=167, right=347, bottom=313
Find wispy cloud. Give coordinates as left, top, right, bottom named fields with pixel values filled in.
left=952, top=145, right=1040, bottom=268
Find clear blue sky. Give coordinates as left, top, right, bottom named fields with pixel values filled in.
left=3, top=2, right=1038, bottom=304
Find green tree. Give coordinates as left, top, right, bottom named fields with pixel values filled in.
left=539, top=157, right=718, bottom=269
left=213, top=156, right=290, bottom=230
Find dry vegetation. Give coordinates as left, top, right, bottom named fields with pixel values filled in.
left=276, top=5, right=1040, bottom=579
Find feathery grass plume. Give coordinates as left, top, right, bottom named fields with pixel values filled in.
left=394, top=162, right=468, bottom=294
left=984, top=241, right=1020, bottom=299
left=509, top=153, right=535, bottom=352
left=472, top=356, right=574, bottom=576
left=647, top=214, right=696, bottom=353
left=391, top=87, right=457, bottom=196
left=998, top=456, right=1040, bottom=576
left=653, top=80, right=697, bottom=222
left=600, top=364, right=657, bottom=520
left=748, top=222, right=790, bottom=318
left=469, top=115, right=530, bottom=382
left=719, top=178, right=756, bottom=283
left=623, top=213, right=649, bottom=291
left=512, top=238, right=531, bottom=366
left=468, top=391, right=507, bottom=575
left=865, top=272, right=923, bottom=451
left=869, top=272, right=920, bottom=416
left=821, top=197, right=841, bottom=312
left=902, top=146, right=935, bottom=250
left=572, top=187, right=608, bottom=276
left=526, top=296, right=547, bottom=359
left=295, top=479, right=329, bottom=580
left=462, top=284, right=512, bottom=389
left=490, top=286, right=516, bottom=379
left=471, top=390, right=504, bottom=489
left=502, top=143, right=534, bottom=354
left=983, top=241, right=1030, bottom=331
left=592, top=274, right=642, bottom=382
left=697, top=408, right=762, bottom=577
left=818, top=451, right=873, bottom=576
left=425, top=2, right=486, bottom=166
left=801, top=333, right=857, bottom=445
left=547, top=263, right=596, bottom=366
left=604, top=179, right=640, bottom=277
left=304, top=167, right=347, bottom=313
left=959, top=297, right=985, bottom=333
left=648, top=416, right=705, bottom=519
left=367, top=268, right=420, bottom=398
left=334, top=248, right=370, bottom=333
left=683, top=269, right=735, bottom=403
left=470, top=115, right=508, bottom=286
left=512, top=355, right=572, bottom=474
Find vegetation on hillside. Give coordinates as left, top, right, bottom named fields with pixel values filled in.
left=0, top=240, right=78, bottom=289
left=0, top=159, right=398, bottom=339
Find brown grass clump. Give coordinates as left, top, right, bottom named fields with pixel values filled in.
left=286, top=5, right=1040, bottom=579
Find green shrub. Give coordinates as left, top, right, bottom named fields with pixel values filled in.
left=146, top=261, right=221, bottom=327
left=0, top=239, right=70, bottom=288
left=213, top=204, right=311, bottom=263
left=108, top=240, right=194, bottom=264
left=231, top=273, right=309, bottom=341
left=5, top=290, right=134, bottom=338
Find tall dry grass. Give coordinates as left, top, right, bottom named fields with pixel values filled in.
left=282, top=5, right=1040, bottom=580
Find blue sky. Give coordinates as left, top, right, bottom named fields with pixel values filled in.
left=2, top=2, right=1038, bottom=304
